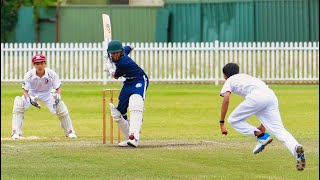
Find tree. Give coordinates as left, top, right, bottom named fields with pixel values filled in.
left=1, top=0, right=23, bottom=42
left=1, top=0, right=57, bottom=43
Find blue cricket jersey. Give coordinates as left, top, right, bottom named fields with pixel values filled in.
left=113, top=46, right=149, bottom=115
left=114, top=46, right=147, bottom=79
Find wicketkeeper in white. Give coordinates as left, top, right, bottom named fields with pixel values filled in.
left=11, top=54, right=77, bottom=139
left=219, top=62, right=306, bottom=171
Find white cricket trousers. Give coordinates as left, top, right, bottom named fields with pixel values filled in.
left=228, top=88, right=301, bottom=157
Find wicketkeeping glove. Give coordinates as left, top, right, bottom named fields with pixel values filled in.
left=29, top=96, right=41, bottom=109
left=53, top=93, right=61, bottom=105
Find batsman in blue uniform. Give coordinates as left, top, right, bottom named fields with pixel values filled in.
left=104, top=40, right=149, bottom=147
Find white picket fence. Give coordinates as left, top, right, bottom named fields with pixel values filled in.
left=1, top=41, right=319, bottom=84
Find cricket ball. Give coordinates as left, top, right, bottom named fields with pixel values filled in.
left=129, top=134, right=135, bottom=140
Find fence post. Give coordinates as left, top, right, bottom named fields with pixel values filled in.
left=214, top=40, right=219, bottom=85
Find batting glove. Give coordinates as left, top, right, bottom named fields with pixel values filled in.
left=29, top=96, right=41, bottom=109
left=108, top=68, right=115, bottom=76
left=104, top=55, right=113, bottom=72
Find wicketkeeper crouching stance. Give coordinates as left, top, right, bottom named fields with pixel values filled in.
left=11, top=54, right=77, bottom=139
left=104, top=40, right=149, bottom=147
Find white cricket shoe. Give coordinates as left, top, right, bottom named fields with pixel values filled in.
left=127, top=139, right=139, bottom=147
left=127, top=134, right=139, bottom=147
left=253, top=133, right=273, bottom=154
left=118, top=140, right=129, bottom=147
left=68, top=133, right=77, bottom=139
left=11, top=133, right=20, bottom=139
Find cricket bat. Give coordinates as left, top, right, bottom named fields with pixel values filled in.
left=102, top=14, right=114, bottom=73
left=102, top=14, right=112, bottom=43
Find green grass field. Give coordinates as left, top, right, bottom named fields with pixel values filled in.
left=1, top=83, right=319, bottom=179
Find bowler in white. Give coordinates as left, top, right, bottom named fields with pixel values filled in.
left=218, top=62, right=305, bottom=171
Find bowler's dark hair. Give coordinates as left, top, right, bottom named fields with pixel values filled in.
left=223, top=63, right=239, bottom=78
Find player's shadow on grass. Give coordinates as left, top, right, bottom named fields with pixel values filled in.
left=140, top=143, right=202, bottom=149
left=114, top=142, right=206, bottom=149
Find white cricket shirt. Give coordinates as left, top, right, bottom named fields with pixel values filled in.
left=220, top=74, right=269, bottom=97
left=22, top=68, right=61, bottom=99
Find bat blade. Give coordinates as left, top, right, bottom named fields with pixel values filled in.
left=102, top=14, right=112, bottom=43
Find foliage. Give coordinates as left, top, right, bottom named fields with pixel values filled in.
left=24, top=0, right=57, bottom=6
left=1, top=0, right=23, bottom=42
left=1, top=0, right=56, bottom=43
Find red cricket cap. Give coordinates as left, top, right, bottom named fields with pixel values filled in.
left=32, top=54, right=46, bottom=63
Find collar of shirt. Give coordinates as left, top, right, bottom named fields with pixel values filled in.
left=31, top=68, right=49, bottom=80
